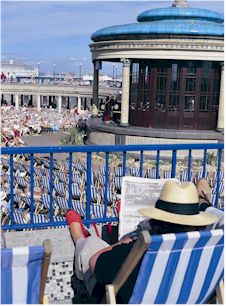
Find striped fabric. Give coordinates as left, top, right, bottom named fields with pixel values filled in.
left=1, top=245, right=44, bottom=303
left=54, top=182, right=66, bottom=197
left=15, top=177, right=28, bottom=189
left=72, top=183, right=81, bottom=200
left=145, top=168, right=157, bottom=179
left=34, top=167, right=43, bottom=177
left=92, top=204, right=105, bottom=218
left=129, top=229, right=224, bottom=304
left=163, top=169, right=171, bottom=179
left=56, top=196, right=69, bottom=210
left=41, top=194, right=50, bottom=209
left=130, top=167, right=140, bottom=177
left=33, top=214, right=49, bottom=223
left=13, top=211, right=26, bottom=224
left=42, top=177, right=50, bottom=193
left=56, top=171, right=68, bottom=184
left=72, top=200, right=86, bottom=217
left=72, top=173, right=81, bottom=184
left=114, top=167, right=123, bottom=177
left=114, top=177, right=122, bottom=191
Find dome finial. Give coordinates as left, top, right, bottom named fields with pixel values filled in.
left=172, top=0, right=189, bottom=7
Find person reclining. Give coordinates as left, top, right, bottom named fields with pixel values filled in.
left=66, top=181, right=219, bottom=303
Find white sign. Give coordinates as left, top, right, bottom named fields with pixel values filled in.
left=119, top=176, right=179, bottom=239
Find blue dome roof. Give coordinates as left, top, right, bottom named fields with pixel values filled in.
left=91, top=5, right=224, bottom=42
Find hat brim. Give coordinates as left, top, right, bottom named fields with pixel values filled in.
left=138, top=207, right=218, bottom=226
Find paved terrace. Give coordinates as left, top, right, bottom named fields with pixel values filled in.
left=1, top=83, right=120, bottom=98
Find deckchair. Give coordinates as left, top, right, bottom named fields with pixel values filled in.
left=1, top=239, right=51, bottom=304
left=106, top=229, right=224, bottom=304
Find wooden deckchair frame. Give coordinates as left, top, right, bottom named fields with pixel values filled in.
left=105, top=231, right=151, bottom=304
left=40, top=239, right=52, bottom=304
left=105, top=231, right=224, bottom=304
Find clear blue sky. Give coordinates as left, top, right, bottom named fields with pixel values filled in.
left=1, top=1, right=224, bottom=75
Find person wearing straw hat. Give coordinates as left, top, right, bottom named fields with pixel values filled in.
left=66, top=181, right=218, bottom=303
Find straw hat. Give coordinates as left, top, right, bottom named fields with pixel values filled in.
left=138, top=181, right=218, bottom=226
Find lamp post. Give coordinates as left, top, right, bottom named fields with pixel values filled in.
left=79, top=63, right=82, bottom=78
left=112, top=63, right=115, bottom=86
left=37, top=62, right=40, bottom=77
left=53, top=64, right=56, bottom=83
left=115, top=65, right=118, bottom=85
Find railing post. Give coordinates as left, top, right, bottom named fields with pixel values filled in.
left=171, top=150, right=177, bottom=178
left=104, top=152, right=109, bottom=219
left=68, top=153, right=73, bottom=209
left=123, top=151, right=127, bottom=176
left=188, top=150, right=192, bottom=181
left=10, top=155, right=14, bottom=226
left=156, top=150, right=160, bottom=179
left=86, top=152, right=91, bottom=225
left=30, top=154, right=34, bottom=224
left=139, top=151, right=143, bottom=177
left=215, top=149, right=222, bottom=208
left=49, top=153, right=54, bottom=223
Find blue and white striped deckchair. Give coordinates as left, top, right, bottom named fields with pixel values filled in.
left=34, top=178, right=40, bottom=188
left=100, top=188, right=114, bottom=204
left=42, top=177, right=50, bottom=193
left=99, top=165, right=107, bottom=176
left=213, top=171, right=224, bottom=183
left=145, top=168, right=157, bottom=179
left=130, top=167, right=140, bottom=177
left=72, top=183, right=81, bottom=200
left=62, top=160, right=70, bottom=171
left=90, top=186, right=99, bottom=203
left=14, top=194, right=21, bottom=204
left=72, top=173, right=81, bottom=185
left=34, top=167, right=43, bottom=177
left=54, top=182, right=66, bottom=197
left=163, top=169, right=171, bottom=179
left=21, top=195, right=31, bottom=207
left=73, top=161, right=84, bottom=172
left=33, top=214, right=49, bottom=224
left=41, top=168, right=50, bottom=177
left=1, top=157, right=10, bottom=168
left=98, top=174, right=107, bottom=187
left=180, top=170, right=189, bottom=183
left=56, top=171, right=68, bottom=184
left=72, top=200, right=86, bottom=217
left=15, top=176, right=29, bottom=189
left=84, top=171, right=95, bottom=185
left=92, top=204, right=105, bottom=218
left=106, top=229, right=224, bottom=304
left=53, top=160, right=60, bottom=170
left=114, top=176, right=122, bottom=191
left=14, top=162, right=25, bottom=173
left=41, top=194, right=50, bottom=209
left=114, top=167, right=123, bottom=177
left=13, top=211, right=26, bottom=224
left=212, top=181, right=224, bottom=196
left=1, top=240, right=51, bottom=304
left=56, top=196, right=69, bottom=211
left=42, top=159, right=50, bottom=169
left=53, top=216, right=67, bottom=228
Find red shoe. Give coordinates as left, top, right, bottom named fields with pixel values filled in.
left=66, top=210, right=89, bottom=238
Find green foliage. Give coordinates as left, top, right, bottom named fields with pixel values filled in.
left=60, top=127, right=84, bottom=146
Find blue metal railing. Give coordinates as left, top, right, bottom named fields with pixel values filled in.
left=1, top=143, right=224, bottom=230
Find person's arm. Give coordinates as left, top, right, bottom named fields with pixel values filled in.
left=89, top=237, right=132, bottom=274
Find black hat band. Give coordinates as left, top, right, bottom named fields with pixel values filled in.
left=156, top=199, right=200, bottom=215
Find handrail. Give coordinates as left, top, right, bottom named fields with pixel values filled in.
left=1, top=143, right=224, bottom=231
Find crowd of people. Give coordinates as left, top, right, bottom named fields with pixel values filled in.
left=1, top=106, right=92, bottom=147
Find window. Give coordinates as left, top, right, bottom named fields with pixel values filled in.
left=185, top=96, right=195, bottom=112
left=155, top=93, right=165, bottom=111
left=201, top=78, right=210, bottom=92
left=199, top=96, right=209, bottom=112
left=186, top=78, right=196, bottom=92
left=169, top=95, right=179, bottom=111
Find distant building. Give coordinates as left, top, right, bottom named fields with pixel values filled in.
left=1, top=60, right=38, bottom=78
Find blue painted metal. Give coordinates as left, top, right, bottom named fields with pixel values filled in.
left=104, top=152, right=109, bottom=218
left=30, top=154, right=34, bottom=224
left=1, top=143, right=224, bottom=231
left=68, top=153, right=73, bottom=209
left=49, top=153, right=54, bottom=222
left=188, top=149, right=192, bottom=181
left=203, top=149, right=207, bottom=178
left=91, top=5, right=224, bottom=41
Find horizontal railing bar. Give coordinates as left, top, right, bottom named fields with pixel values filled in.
left=1, top=217, right=119, bottom=230
left=1, top=143, right=223, bottom=155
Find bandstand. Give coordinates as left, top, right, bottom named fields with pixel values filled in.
left=89, top=0, right=224, bottom=145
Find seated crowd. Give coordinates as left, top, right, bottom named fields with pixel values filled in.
left=1, top=106, right=91, bottom=147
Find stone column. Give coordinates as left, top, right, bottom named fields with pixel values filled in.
left=58, top=96, right=62, bottom=113
left=120, top=58, right=131, bottom=126
left=37, top=95, right=41, bottom=112
left=217, top=63, right=224, bottom=132
left=92, top=60, right=101, bottom=107
left=15, top=94, right=20, bottom=110
left=77, top=96, right=82, bottom=113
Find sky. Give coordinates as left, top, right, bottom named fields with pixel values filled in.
left=1, top=0, right=224, bottom=75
